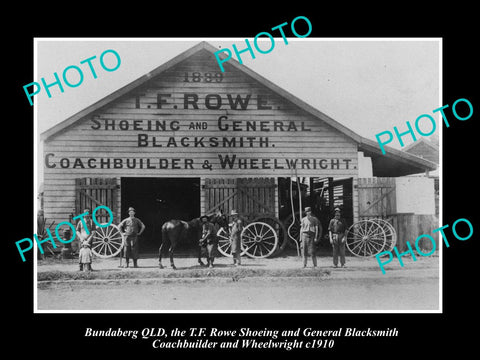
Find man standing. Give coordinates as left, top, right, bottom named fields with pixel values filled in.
left=300, top=207, right=321, bottom=268
left=328, top=208, right=348, bottom=268
left=199, top=215, right=217, bottom=268
left=229, top=210, right=243, bottom=266
left=119, top=207, right=145, bottom=268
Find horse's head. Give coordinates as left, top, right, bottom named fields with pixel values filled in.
left=209, top=209, right=228, bottom=228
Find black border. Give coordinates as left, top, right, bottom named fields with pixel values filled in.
left=8, top=6, right=479, bottom=355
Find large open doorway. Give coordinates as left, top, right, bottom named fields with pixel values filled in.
left=121, top=177, right=200, bottom=253
left=278, top=177, right=353, bottom=254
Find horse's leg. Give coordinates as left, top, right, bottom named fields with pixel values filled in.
left=169, top=243, right=177, bottom=270
left=159, top=228, right=168, bottom=269
left=158, top=241, right=164, bottom=269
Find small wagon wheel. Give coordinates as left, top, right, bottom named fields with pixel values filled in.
left=252, top=215, right=287, bottom=255
left=345, top=219, right=386, bottom=257
left=371, top=218, right=397, bottom=252
left=216, top=227, right=248, bottom=258
left=91, top=223, right=125, bottom=258
left=241, top=222, right=278, bottom=258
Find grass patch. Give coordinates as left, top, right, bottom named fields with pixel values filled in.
left=37, top=267, right=330, bottom=282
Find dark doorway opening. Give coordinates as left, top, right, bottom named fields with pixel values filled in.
left=278, top=177, right=353, bottom=254
left=121, top=177, right=200, bottom=253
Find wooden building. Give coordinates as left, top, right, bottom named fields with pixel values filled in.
left=40, top=42, right=437, bottom=252
left=404, top=138, right=439, bottom=165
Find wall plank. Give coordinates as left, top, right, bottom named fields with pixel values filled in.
left=43, top=50, right=359, bottom=226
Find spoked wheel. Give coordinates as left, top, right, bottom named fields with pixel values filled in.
left=241, top=222, right=278, bottom=258
left=371, top=218, right=397, bottom=252
left=253, top=216, right=287, bottom=255
left=345, top=220, right=387, bottom=257
left=216, top=227, right=248, bottom=258
left=91, top=223, right=125, bottom=258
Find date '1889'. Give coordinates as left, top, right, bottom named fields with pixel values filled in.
left=183, top=72, right=223, bottom=83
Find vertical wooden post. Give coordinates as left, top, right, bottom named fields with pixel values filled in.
left=328, top=177, right=334, bottom=214
left=274, top=177, right=279, bottom=220
left=309, top=177, right=315, bottom=209
left=200, top=177, right=206, bottom=216
left=352, top=177, right=359, bottom=224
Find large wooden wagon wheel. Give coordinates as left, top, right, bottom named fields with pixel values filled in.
left=90, top=223, right=125, bottom=258
left=371, top=218, right=397, bottom=252
left=216, top=221, right=279, bottom=258
left=242, top=222, right=278, bottom=258
left=216, top=227, right=248, bottom=258
left=252, top=215, right=286, bottom=255
left=345, top=219, right=387, bottom=257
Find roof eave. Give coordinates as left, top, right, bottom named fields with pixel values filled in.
left=41, top=41, right=213, bottom=142
left=358, top=137, right=438, bottom=175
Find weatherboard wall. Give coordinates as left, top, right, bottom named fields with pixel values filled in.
left=42, top=49, right=359, bottom=224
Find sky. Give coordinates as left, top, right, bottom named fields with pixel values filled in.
left=35, top=38, right=441, bottom=181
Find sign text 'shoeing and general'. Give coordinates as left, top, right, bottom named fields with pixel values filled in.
left=44, top=90, right=355, bottom=172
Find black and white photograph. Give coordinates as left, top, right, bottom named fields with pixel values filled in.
left=34, top=38, right=441, bottom=312
left=7, top=8, right=478, bottom=355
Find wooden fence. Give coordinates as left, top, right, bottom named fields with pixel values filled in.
left=357, top=177, right=439, bottom=253
left=392, top=213, right=439, bottom=252
left=203, top=177, right=277, bottom=221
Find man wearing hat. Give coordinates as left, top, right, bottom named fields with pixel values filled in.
left=119, top=207, right=145, bottom=268
left=198, top=214, right=217, bottom=268
left=300, top=207, right=321, bottom=268
left=229, top=210, right=243, bottom=266
left=328, top=208, right=348, bottom=268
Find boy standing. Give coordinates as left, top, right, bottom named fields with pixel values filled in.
left=78, top=240, right=93, bottom=271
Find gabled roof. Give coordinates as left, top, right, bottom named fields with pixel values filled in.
left=40, top=41, right=437, bottom=176
left=404, top=137, right=439, bottom=159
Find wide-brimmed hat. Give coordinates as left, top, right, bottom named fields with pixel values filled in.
left=334, top=207, right=341, bottom=213
left=200, top=215, right=209, bottom=221
left=82, top=240, right=91, bottom=247
left=230, top=209, right=238, bottom=216
left=128, top=207, right=136, bottom=212
left=304, top=207, right=312, bottom=212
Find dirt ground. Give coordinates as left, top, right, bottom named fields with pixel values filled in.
left=36, top=253, right=440, bottom=312
left=37, top=276, right=439, bottom=311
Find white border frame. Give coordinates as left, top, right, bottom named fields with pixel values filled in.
left=33, top=37, right=443, bottom=314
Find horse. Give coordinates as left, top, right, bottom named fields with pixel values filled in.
left=158, top=209, right=227, bottom=269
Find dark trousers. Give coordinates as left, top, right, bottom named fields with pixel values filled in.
left=79, top=263, right=92, bottom=271
left=124, top=235, right=139, bottom=260
left=301, top=233, right=317, bottom=267
left=199, top=241, right=217, bottom=266
left=206, top=243, right=216, bottom=266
